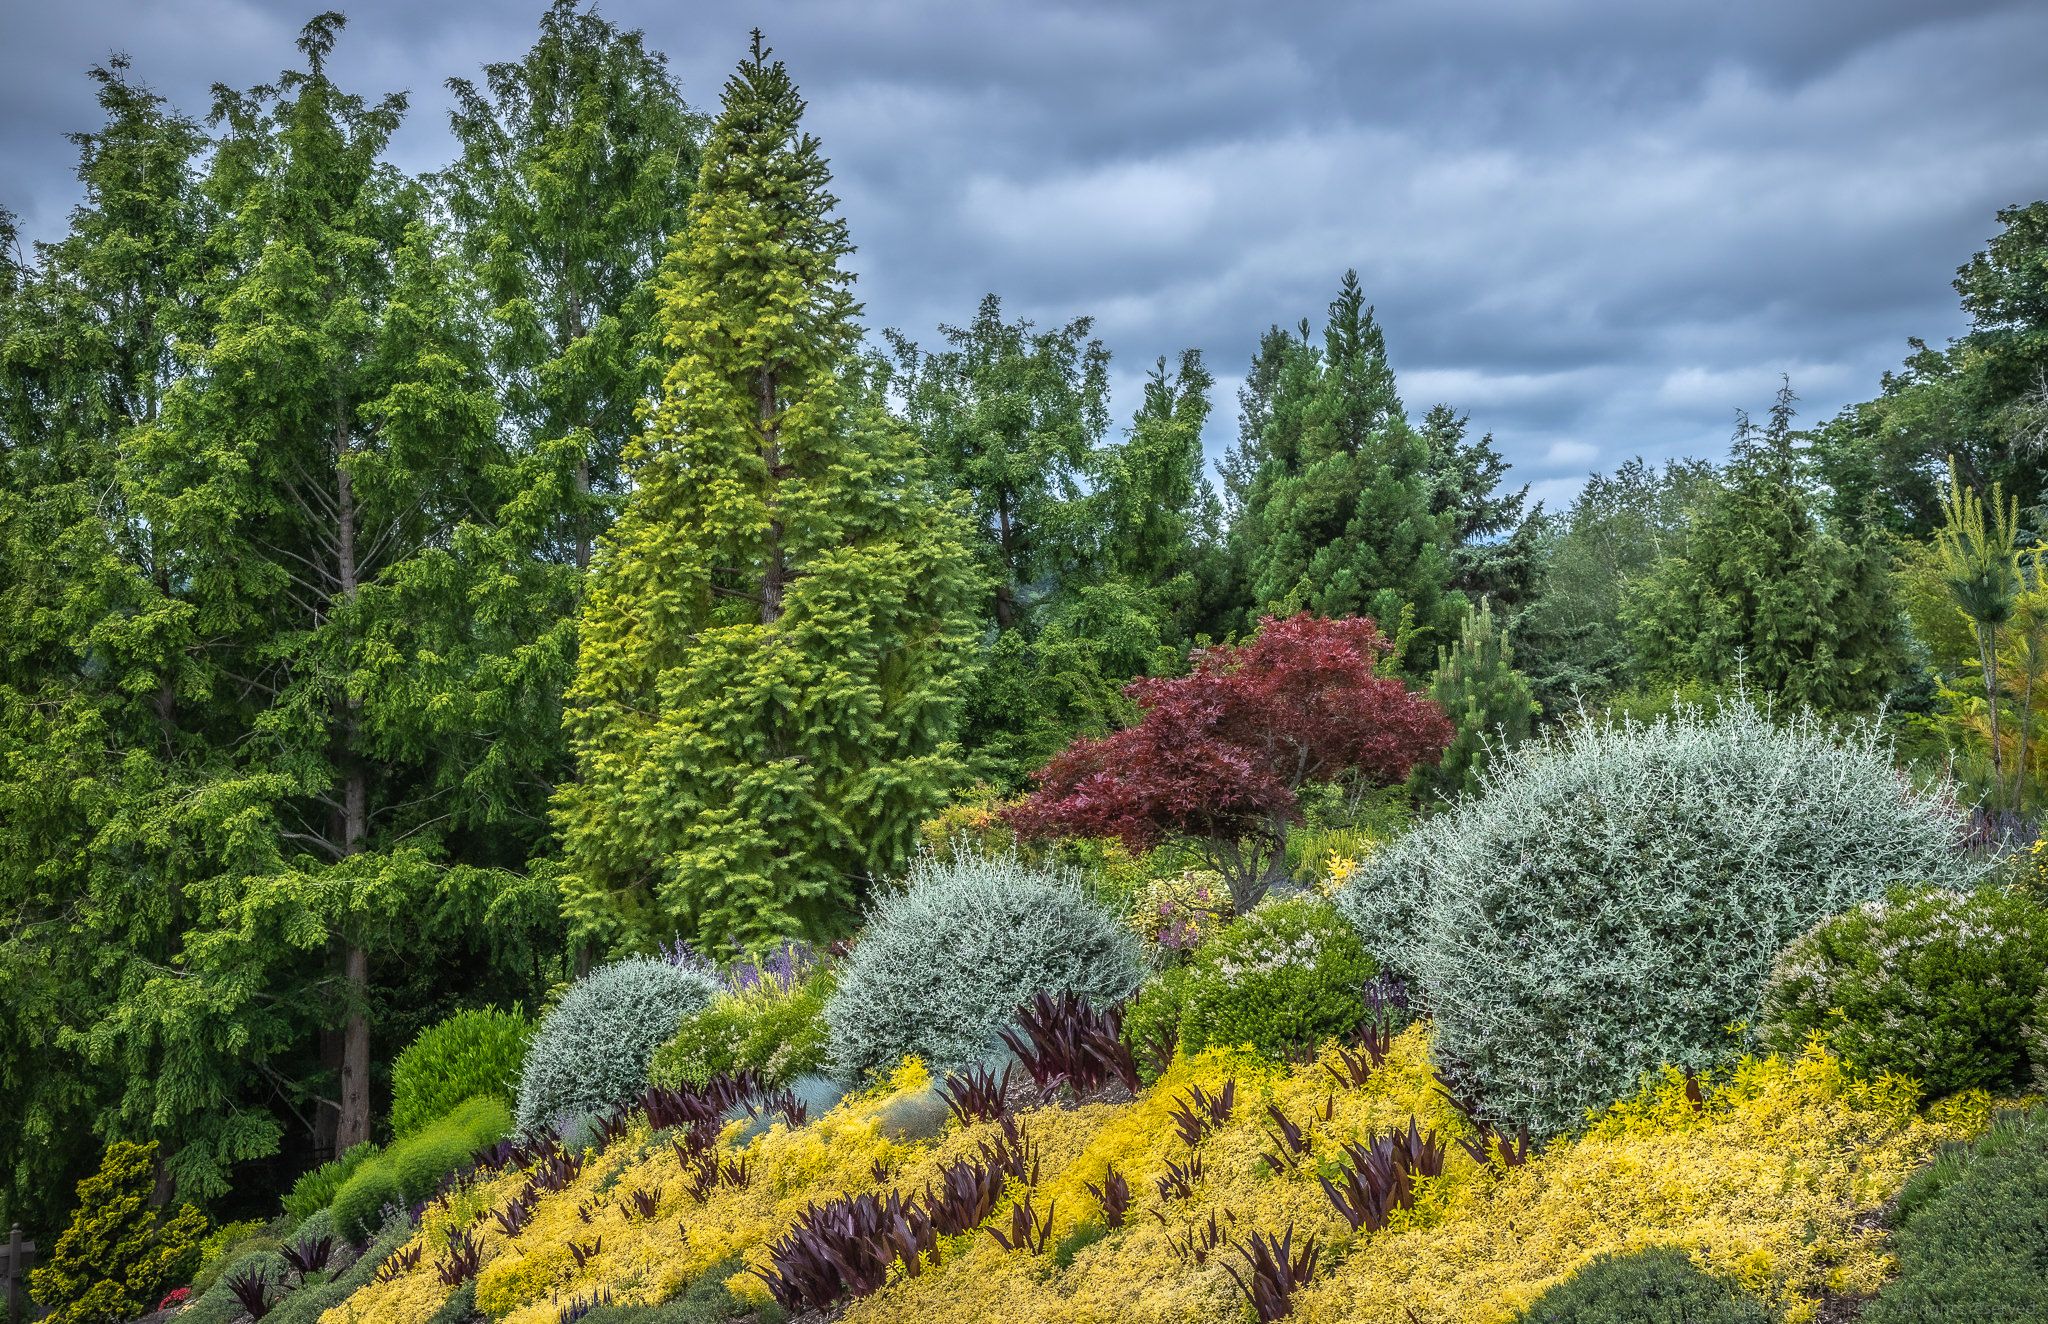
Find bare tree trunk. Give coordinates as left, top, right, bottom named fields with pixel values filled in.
left=333, top=415, right=374, bottom=1151
left=1982, top=624, right=2005, bottom=807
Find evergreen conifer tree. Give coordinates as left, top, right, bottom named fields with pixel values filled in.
left=1423, top=596, right=1537, bottom=797
left=556, top=34, right=977, bottom=953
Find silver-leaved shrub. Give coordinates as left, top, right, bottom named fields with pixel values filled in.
left=1337, top=700, right=1978, bottom=1137
left=825, top=850, right=1143, bottom=1079
left=513, top=955, right=721, bottom=1137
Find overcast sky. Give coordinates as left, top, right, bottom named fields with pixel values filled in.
left=5, top=1, right=2046, bottom=509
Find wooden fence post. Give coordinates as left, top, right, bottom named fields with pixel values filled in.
left=3, top=1225, right=36, bottom=1324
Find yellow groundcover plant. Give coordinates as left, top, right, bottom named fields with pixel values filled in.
left=326, top=1028, right=1997, bottom=1324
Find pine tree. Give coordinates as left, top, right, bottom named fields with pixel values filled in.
left=1423, top=597, right=1536, bottom=797
left=444, top=0, right=701, bottom=570
left=1224, top=272, right=1457, bottom=665
left=556, top=34, right=978, bottom=953
left=1624, top=383, right=1906, bottom=711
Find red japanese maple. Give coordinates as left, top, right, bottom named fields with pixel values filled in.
left=1006, top=613, right=1451, bottom=911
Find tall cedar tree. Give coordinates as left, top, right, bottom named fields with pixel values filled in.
left=444, top=0, right=701, bottom=571
left=1225, top=272, right=1457, bottom=666
left=1007, top=613, right=1451, bottom=911
left=121, top=14, right=560, bottom=1166
left=1625, top=384, right=1906, bottom=710
left=887, top=293, right=1110, bottom=632
left=0, top=60, right=215, bottom=1231
left=1418, top=402, right=1540, bottom=610
left=556, top=36, right=978, bottom=953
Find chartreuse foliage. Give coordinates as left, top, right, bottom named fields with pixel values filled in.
left=555, top=36, right=978, bottom=954
left=650, top=965, right=834, bottom=1089
left=29, top=1141, right=205, bottom=1324
left=391, top=1007, right=535, bottom=1137
left=282, top=1140, right=379, bottom=1223
left=315, top=1024, right=1990, bottom=1324
left=1762, top=884, right=2048, bottom=1099
left=328, top=1096, right=510, bottom=1242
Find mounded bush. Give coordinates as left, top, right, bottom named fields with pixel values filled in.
left=1177, top=896, right=1378, bottom=1059
left=1761, top=884, right=2048, bottom=1098
left=1863, top=1106, right=2048, bottom=1323
left=329, top=1096, right=509, bottom=1241
left=650, top=967, right=834, bottom=1088
left=1120, top=964, right=1192, bottom=1083
left=1339, top=701, right=1977, bottom=1136
left=28, top=1140, right=206, bottom=1324
left=825, top=850, right=1143, bottom=1078
left=390, top=1007, right=534, bottom=1137
left=281, top=1140, right=379, bottom=1224
left=514, top=955, right=721, bottom=1136
left=1515, top=1246, right=1770, bottom=1323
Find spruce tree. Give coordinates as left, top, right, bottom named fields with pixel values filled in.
left=1423, top=596, right=1536, bottom=798
left=1624, top=384, right=1906, bottom=710
left=557, top=35, right=977, bottom=953
left=1418, top=402, right=1540, bottom=609
left=1224, top=272, right=1457, bottom=664
left=1099, top=349, right=1224, bottom=629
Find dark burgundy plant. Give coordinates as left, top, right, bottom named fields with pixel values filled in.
left=373, top=1243, right=422, bottom=1283
left=557, top=1288, right=615, bottom=1324
left=869, top=1157, right=894, bottom=1184
left=224, top=1267, right=273, bottom=1320
left=1168, top=1079, right=1236, bottom=1146
left=1318, top=1117, right=1442, bottom=1234
left=922, top=1156, right=1005, bottom=1236
left=434, top=1229, right=484, bottom=1286
left=939, top=1064, right=1013, bottom=1126
left=1005, top=613, right=1454, bottom=911
left=280, top=1232, right=334, bottom=1278
left=531, top=1148, right=584, bottom=1194
left=1155, top=1152, right=1203, bottom=1203
left=1389, top=1116, right=1446, bottom=1179
left=1224, top=1226, right=1321, bottom=1321
left=623, top=1186, right=660, bottom=1220
left=983, top=1193, right=1057, bottom=1255
left=998, top=991, right=1140, bottom=1098
left=1083, top=1163, right=1131, bottom=1229
left=977, top=1114, right=1041, bottom=1187
left=567, top=1237, right=603, bottom=1270
left=1135, top=1019, right=1179, bottom=1080
left=1457, top=1123, right=1532, bottom=1170
left=753, top=1193, right=926, bottom=1312
left=492, top=1188, right=534, bottom=1237
left=759, top=1086, right=808, bottom=1128
left=1158, top=1207, right=1232, bottom=1266
left=1260, top=1103, right=1313, bottom=1172
left=592, top=1110, right=633, bottom=1149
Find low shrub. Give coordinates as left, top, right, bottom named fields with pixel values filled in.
left=1761, top=884, right=2048, bottom=1098
left=28, top=1140, right=206, bottom=1324
left=188, top=1219, right=272, bottom=1296
left=329, top=1097, right=510, bottom=1242
left=1178, top=897, right=1378, bottom=1060
left=513, top=955, right=721, bottom=1136
left=1339, top=701, right=1978, bottom=1136
left=260, top=1214, right=412, bottom=1324
left=1515, top=1246, right=1770, bottom=1323
left=650, top=967, right=833, bottom=1089
left=1864, top=1106, right=2048, bottom=1323
left=391, top=1007, right=534, bottom=1137
left=825, top=850, right=1143, bottom=1078
left=177, top=1249, right=284, bottom=1324
left=281, top=1141, right=380, bottom=1224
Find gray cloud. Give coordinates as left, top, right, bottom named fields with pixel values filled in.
left=7, top=0, right=2046, bottom=501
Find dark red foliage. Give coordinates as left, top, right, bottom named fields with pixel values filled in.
left=922, top=1155, right=1006, bottom=1235
left=1084, top=1163, right=1131, bottom=1229
left=1317, top=1116, right=1444, bottom=1234
left=224, top=1268, right=273, bottom=1320
left=279, top=1232, right=333, bottom=1278
left=939, top=1064, right=1013, bottom=1126
left=753, top=1191, right=938, bottom=1312
left=434, top=1229, right=484, bottom=1285
left=1226, top=1226, right=1322, bottom=1321
left=1168, top=1079, right=1236, bottom=1146
left=984, top=1193, right=1057, bottom=1255
left=998, top=991, right=1140, bottom=1099
left=1006, top=614, right=1451, bottom=908
left=373, top=1243, right=422, bottom=1283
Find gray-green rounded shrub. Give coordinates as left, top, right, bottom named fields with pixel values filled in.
left=825, top=850, right=1143, bottom=1078
left=1338, top=701, right=1977, bottom=1137
left=513, top=956, right=721, bottom=1137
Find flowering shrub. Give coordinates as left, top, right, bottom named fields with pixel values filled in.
left=1512, top=1247, right=1769, bottom=1323
left=1340, top=700, right=1979, bottom=1136
left=391, top=1008, right=535, bottom=1138
left=514, top=956, right=722, bottom=1137
left=1761, top=884, right=2048, bottom=1098
left=1128, top=869, right=1227, bottom=955
left=825, top=850, right=1142, bottom=1078
left=1177, top=898, right=1380, bottom=1060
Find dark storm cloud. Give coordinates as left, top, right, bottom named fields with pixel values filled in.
left=7, top=0, right=2047, bottom=508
